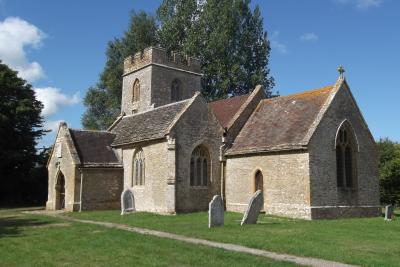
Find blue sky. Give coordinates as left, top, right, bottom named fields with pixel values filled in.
left=0, top=0, right=399, bottom=147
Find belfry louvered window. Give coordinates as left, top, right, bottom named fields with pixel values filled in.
left=336, top=122, right=357, bottom=189
left=133, top=149, right=145, bottom=186
left=190, top=146, right=210, bottom=187
left=171, top=78, right=182, bottom=102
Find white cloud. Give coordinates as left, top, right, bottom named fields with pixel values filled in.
left=270, top=31, right=287, bottom=54
left=334, top=0, right=383, bottom=9
left=357, top=0, right=382, bottom=8
left=0, top=17, right=46, bottom=82
left=300, top=32, right=319, bottom=42
left=34, top=87, right=80, bottom=117
left=44, top=120, right=65, bottom=133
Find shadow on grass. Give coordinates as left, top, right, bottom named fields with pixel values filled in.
left=0, top=215, right=51, bottom=238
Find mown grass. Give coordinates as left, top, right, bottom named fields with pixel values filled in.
left=68, top=210, right=400, bottom=267
left=0, top=208, right=295, bottom=267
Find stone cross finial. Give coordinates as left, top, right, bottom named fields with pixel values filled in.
left=338, top=65, right=345, bottom=77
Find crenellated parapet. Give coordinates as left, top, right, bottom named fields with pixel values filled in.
left=123, top=47, right=201, bottom=75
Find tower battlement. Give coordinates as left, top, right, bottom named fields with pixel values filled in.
left=123, top=47, right=201, bottom=75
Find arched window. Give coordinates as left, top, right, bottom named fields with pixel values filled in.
left=132, top=149, right=145, bottom=186
left=190, top=146, right=210, bottom=186
left=171, top=79, right=182, bottom=102
left=254, top=170, right=263, bottom=192
left=132, top=79, right=140, bottom=103
left=335, top=121, right=357, bottom=189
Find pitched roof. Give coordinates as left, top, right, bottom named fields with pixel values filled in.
left=208, top=94, right=249, bottom=128
left=111, top=99, right=190, bottom=146
left=226, top=85, right=334, bottom=155
left=69, top=129, right=121, bottom=166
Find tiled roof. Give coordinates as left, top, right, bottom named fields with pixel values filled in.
left=69, top=129, right=120, bottom=165
left=209, top=94, right=249, bottom=128
left=111, top=100, right=190, bottom=146
left=226, top=85, right=334, bottom=155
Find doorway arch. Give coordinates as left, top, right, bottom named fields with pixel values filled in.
left=55, top=172, right=65, bottom=210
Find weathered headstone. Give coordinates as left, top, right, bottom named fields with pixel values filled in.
left=241, top=190, right=263, bottom=226
left=121, top=189, right=135, bottom=215
left=208, top=195, right=224, bottom=228
left=385, top=205, right=394, bottom=221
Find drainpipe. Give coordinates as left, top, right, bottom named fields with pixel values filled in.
left=219, top=129, right=228, bottom=209
left=79, top=168, right=83, bottom=212
left=220, top=160, right=226, bottom=208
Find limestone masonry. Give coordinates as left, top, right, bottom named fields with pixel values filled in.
left=47, top=46, right=380, bottom=219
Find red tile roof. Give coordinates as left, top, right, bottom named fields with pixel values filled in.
left=226, top=85, right=334, bottom=155
left=209, top=94, right=249, bottom=128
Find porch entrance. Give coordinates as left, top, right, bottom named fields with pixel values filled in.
left=56, top=172, right=65, bottom=210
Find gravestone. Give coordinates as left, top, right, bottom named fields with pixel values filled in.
left=208, top=195, right=224, bottom=228
left=121, top=189, right=135, bottom=215
left=241, top=190, right=263, bottom=226
left=385, top=205, right=394, bottom=221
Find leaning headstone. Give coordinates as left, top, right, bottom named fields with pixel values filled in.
left=241, top=190, right=263, bottom=226
left=208, top=195, right=224, bottom=228
left=385, top=205, right=394, bottom=221
left=121, top=189, right=135, bottom=215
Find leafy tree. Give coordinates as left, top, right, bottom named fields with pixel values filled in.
left=25, top=146, right=51, bottom=205
left=0, top=61, right=45, bottom=204
left=82, top=11, right=158, bottom=130
left=83, top=1, right=274, bottom=128
left=158, top=0, right=274, bottom=100
left=377, top=138, right=400, bottom=205
left=157, top=0, right=200, bottom=53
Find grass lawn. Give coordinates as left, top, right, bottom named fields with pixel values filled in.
left=68, top=209, right=400, bottom=267
left=0, top=208, right=295, bottom=267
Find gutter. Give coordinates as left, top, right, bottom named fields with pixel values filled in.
left=79, top=168, right=83, bottom=212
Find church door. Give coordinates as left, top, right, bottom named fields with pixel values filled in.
left=56, top=172, right=65, bottom=210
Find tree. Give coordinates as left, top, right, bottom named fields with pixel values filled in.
left=377, top=138, right=400, bottom=205
left=82, top=11, right=158, bottom=130
left=0, top=61, right=45, bottom=204
left=158, top=0, right=274, bottom=100
left=83, top=1, right=274, bottom=128
left=157, top=0, right=200, bottom=53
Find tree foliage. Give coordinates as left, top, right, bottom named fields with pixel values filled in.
left=158, top=0, right=274, bottom=100
left=377, top=138, right=400, bottom=205
left=82, top=0, right=273, bottom=129
left=0, top=61, right=46, bottom=204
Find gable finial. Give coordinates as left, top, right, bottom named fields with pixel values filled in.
left=337, top=65, right=345, bottom=78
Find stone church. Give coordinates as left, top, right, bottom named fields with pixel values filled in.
left=46, top=47, right=380, bottom=219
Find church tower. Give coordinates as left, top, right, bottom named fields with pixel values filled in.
left=121, top=47, right=202, bottom=114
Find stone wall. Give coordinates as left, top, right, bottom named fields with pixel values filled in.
left=123, top=47, right=201, bottom=75
left=225, top=151, right=312, bottom=219
left=46, top=124, right=80, bottom=212
left=122, top=140, right=172, bottom=213
left=121, top=47, right=201, bottom=115
left=150, top=65, right=201, bottom=108
left=308, top=82, right=380, bottom=218
left=121, top=65, right=152, bottom=115
left=173, top=96, right=223, bottom=212
left=80, top=168, right=123, bottom=210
